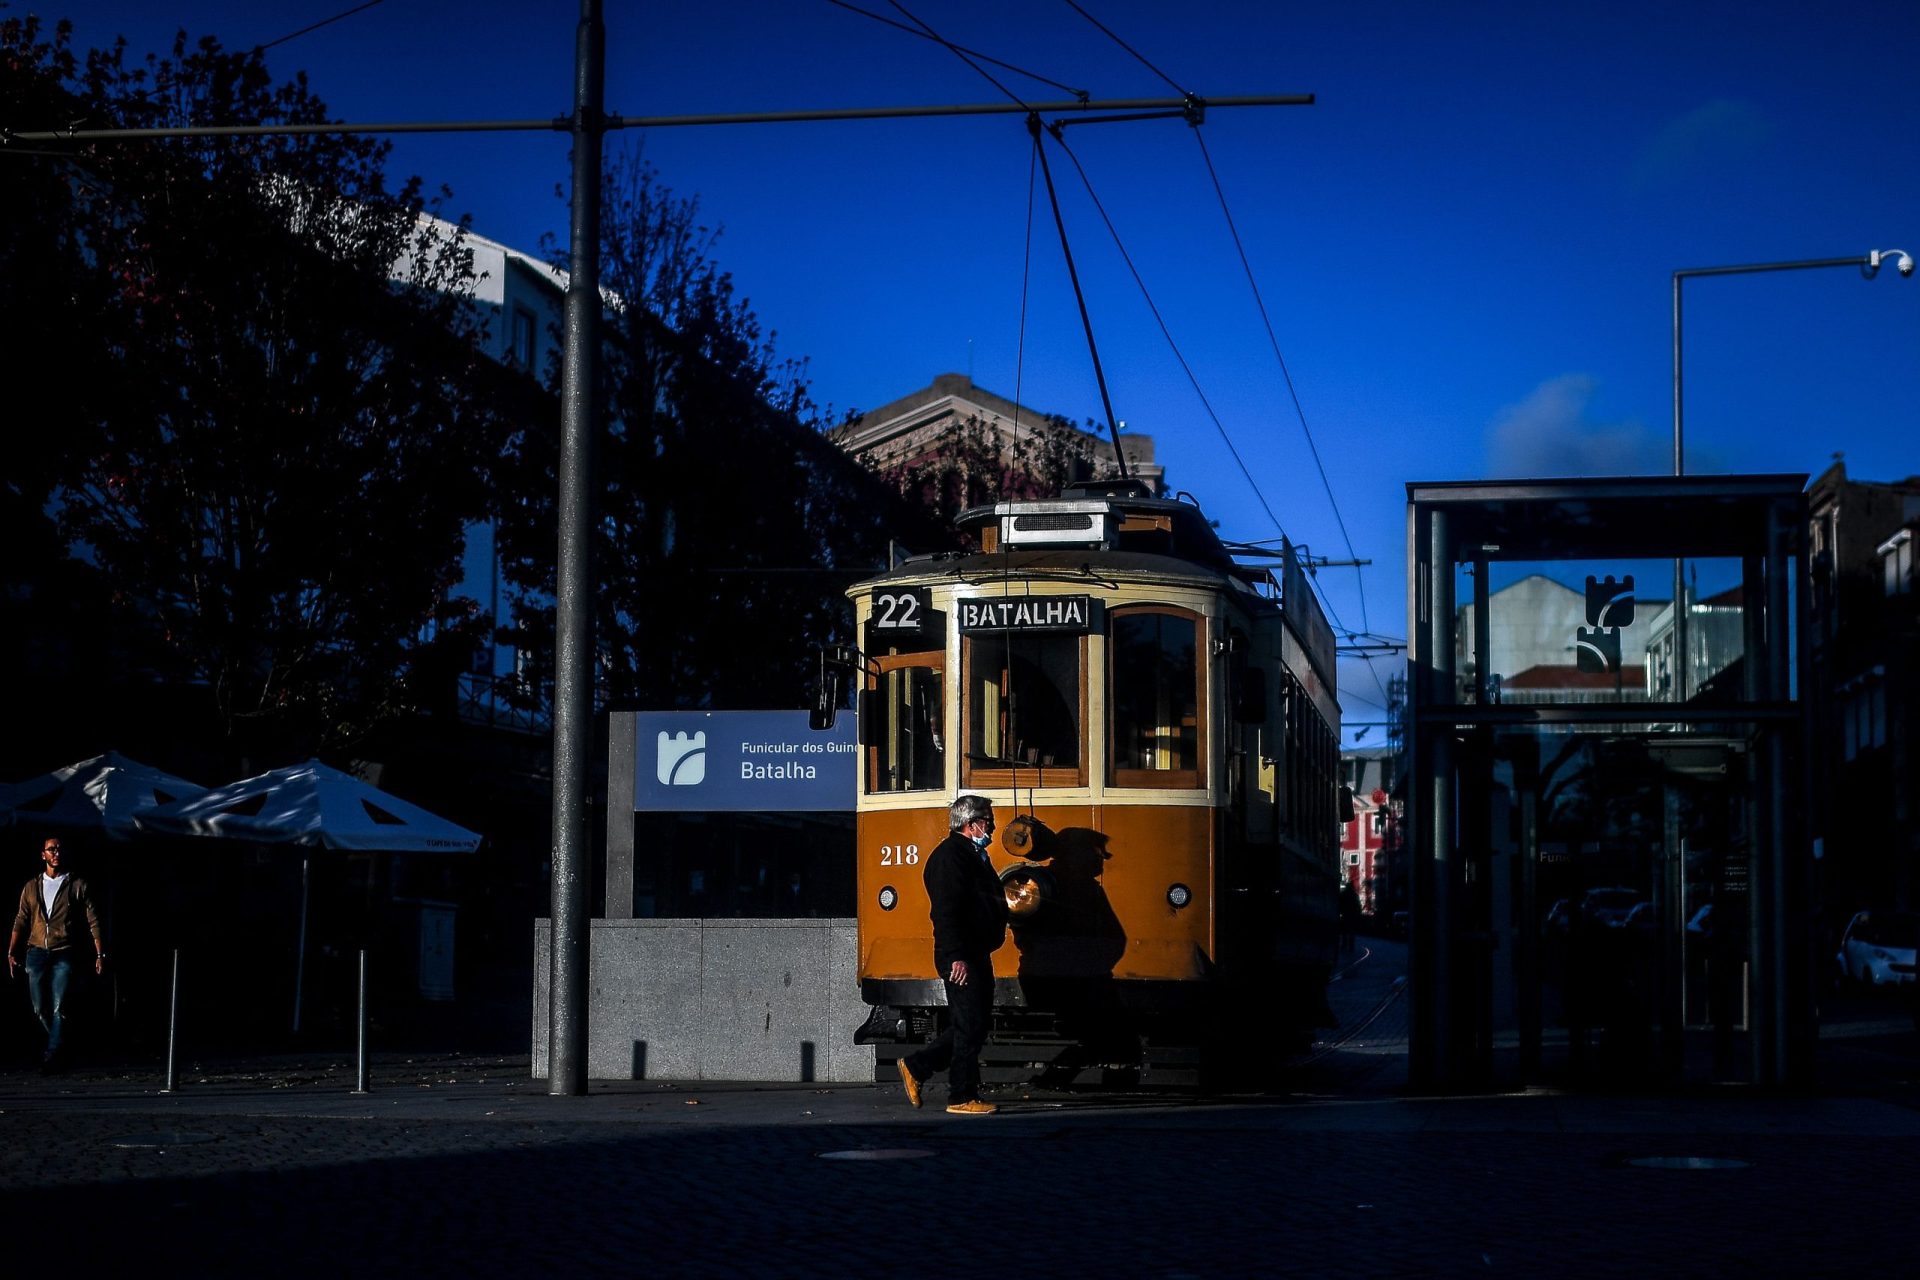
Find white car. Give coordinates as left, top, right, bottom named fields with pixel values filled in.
left=1835, top=910, right=1919, bottom=988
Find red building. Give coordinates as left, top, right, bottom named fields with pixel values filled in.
left=1339, top=747, right=1397, bottom=914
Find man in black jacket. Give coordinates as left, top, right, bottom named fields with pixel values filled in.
left=898, top=794, right=1008, bottom=1116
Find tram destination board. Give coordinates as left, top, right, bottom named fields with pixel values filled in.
left=957, top=594, right=1101, bottom=633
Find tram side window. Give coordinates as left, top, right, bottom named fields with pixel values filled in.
left=869, top=657, right=945, bottom=793
left=964, top=633, right=1084, bottom=786
left=1279, top=672, right=1337, bottom=853
left=1110, top=607, right=1203, bottom=788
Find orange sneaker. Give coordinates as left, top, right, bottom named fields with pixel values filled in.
left=897, top=1059, right=923, bottom=1109
left=945, top=1099, right=998, bottom=1116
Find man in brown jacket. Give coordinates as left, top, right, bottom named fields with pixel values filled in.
left=8, top=837, right=104, bottom=1069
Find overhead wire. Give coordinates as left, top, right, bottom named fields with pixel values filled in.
left=1190, top=140, right=1390, bottom=721
left=1192, top=129, right=1371, bottom=637
left=1011, top=134, right=1039, bottom=446
left=1057, top=1, right=1391, bottom=721
left=885, top=1, right=1032, bottom=109
left=256, top=0, right=387, bottom=53
left=827, top=2, right=1089, bottom=101
left=1043, top=127, right=1288, bottom=543
left=866, top=1, right=1390, bottom=738
left=1060, top=0, right=1190, bottom=97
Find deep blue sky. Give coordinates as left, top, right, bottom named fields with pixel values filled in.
left=37, top=1, right=1920, bottom=732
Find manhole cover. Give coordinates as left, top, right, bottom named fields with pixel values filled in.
left=817, top=1148, right=936, bottom=1162
left=110, top=1132, right=220, bottom=1149
left=1625, top=1155, right=1750, bottom=1170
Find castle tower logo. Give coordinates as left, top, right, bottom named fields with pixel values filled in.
left=657, top=731, right=707, bottom=786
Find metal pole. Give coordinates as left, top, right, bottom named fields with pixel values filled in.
left=548, top=0, right=605, bottom=1097
left=4, top=94, right=1314, bottom=144
left=161, top=949, right=181, bottom=1094
left=352, top=949, right=370, bottom=1094
left=293, top=853, right=310, bottom=1036
left=1671, top=272, right=1684, bottom=479
left=1672, top=272, right=1689, bottom=706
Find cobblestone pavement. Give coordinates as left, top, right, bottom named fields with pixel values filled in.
left=3, top=940, right=1915, bottom=1278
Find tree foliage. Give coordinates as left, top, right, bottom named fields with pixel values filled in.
left=1, top=18, right=524, bottom=759
left=494, top=151, right=948, bottom=709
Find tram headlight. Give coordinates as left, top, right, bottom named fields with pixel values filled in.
left=878, top=886, right=898, bottom=911
left=1167, top=883, right=1192, bottom=910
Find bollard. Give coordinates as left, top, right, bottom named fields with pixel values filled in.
left=351, top=949, right=370, bottom=1095
left=161, top=949, right=181, bottom=1093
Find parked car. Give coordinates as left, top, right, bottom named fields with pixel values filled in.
left=1835, top=910, right=1920, bottom=989
left=1579, top=886, right=1642, bottom=929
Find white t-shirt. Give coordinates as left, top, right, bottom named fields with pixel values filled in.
left=41, top=872, right=67, bottom=915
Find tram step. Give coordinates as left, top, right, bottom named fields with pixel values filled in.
left=871, top=1040, right=1195, bottom=1088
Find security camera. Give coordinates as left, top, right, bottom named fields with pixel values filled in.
left=1868, top=248, right=1914, bottom=278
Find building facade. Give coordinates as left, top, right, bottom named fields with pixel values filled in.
left=1808, top=462, right=1920, bottom=928
left=830, top=372, right=1163, bottom=501
left=1339, top=746, right=1397, bottom=914
left=400, top=217, right=568, bottom=730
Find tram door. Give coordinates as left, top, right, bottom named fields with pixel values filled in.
left=1472, top=731, right=1754, bottom=1084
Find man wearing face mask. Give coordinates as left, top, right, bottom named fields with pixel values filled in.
left=897, top=794, right=1008, bottom=1116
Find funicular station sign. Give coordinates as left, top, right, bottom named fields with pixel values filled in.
left=1405, top=475, right=1812, bottom=1090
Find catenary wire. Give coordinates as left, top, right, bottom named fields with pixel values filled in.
left=827, top=1, right=1089, bottom=101
left=1062, top=4, right=1390, bottom=718
left=256, top=0, right=387, bottom=53
left=1048, top=126, right=1391, bottom=716
left=1044, top=128, right=1290, bottom=546
left=1061, top=0, right=1190, bottom=97
left=841, top=4, right=1382, bottom=733
left=886, top=1, right=1032, bottom=109
left=1012, top=134, right=1039, bottom=445
left=1193, top=128, right=1371, bottom=637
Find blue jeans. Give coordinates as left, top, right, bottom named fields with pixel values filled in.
left=22, top=948, right=74, bottom=1059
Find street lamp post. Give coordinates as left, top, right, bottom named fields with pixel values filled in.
left=1667, top=248, right=1909, bottom=1084
left=1672, top=249, right=1912, bottom=478
left=1667, top=248, right=1911, bottom=699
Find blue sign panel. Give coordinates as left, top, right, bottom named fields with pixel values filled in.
left=632, top=711, right=857, bottom=813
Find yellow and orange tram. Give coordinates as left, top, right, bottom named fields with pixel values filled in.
left=828, top=480, right=1344, bottom=1086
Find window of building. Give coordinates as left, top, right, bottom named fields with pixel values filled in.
left=511, top=305, right=537, bottom=370
left=1108, top=607, right=1203, bottom=788
left=963, top=632, right=1084, bottom=787
left=1882, top=531, right=1912, bottom=597
left=1842, top=672, right=1889, bottom=761
left=867, top=654, right=944, bottom=793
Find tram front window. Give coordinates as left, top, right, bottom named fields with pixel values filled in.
left=1110, top=608, right=1202, bottom=787
left=869, top=657, right=944, bottom=793
left=964, top=633, right=1083, bottom=786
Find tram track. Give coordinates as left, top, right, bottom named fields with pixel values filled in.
left=1286, top=947, right=1409, bottom=1069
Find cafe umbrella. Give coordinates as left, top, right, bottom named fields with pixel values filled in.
left=135, top=760, right=482, bottom=1032
left=0, top=750, right=209, bottom=839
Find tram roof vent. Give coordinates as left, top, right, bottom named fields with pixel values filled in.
left=994, top=500, right=1117, bottom=549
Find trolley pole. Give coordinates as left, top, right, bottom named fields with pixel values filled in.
left=548, top=0, right=605, bottom=1097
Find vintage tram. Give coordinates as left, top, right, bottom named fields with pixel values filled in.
left=822, top=479, right=1344, bottom=1086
